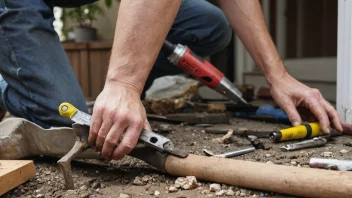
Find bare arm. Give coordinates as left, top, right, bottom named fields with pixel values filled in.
left=217, top=0, right=342, bottom=133
left=89, top=0, right=182, bottom=160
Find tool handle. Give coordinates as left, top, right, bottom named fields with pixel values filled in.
left=178, top=48, right=224, bottom=88
left=59, top=102, right=78, bottom=119
left=272, top=122, right=324, bottom=142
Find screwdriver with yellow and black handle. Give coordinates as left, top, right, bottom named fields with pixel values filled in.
left=269, top=122, right=341, bottom=142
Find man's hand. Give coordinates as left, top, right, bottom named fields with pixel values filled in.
left=270, top=72, right=343, bottom=134
left=88, top=82, right=152, bottom=160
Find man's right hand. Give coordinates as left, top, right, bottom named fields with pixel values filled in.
left=88, top=82, right=152, bottom=160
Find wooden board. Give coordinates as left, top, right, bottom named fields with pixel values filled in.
left=0, top=160, right=35, bottom=196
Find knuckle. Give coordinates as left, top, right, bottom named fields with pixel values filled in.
left=121, top=141, right=135, bottom=151
left=97, top=132, right=107, bottom=139
left=105, top=136, right=118, bottom=145
left=117, top=111, right=129, bottom=121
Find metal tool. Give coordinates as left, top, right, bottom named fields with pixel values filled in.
left=59, top=102, right=187, bottom=158
left=309, top=158, right=352, bottom=171
left=280, top=137, right=328, bottom=151
left=58, top=102, right=188, bottom=189
left=203, top=147, right=255, bottom=158
left=162, top=40, right=248, bottom=105
left=269, top=122, right=325, bottom=142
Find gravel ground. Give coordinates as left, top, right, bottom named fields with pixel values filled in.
left=2, top=116, right=352, bottom=198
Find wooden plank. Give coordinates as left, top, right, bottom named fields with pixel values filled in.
left=88, top=41, right=113, bottom=49
left=80, top=49, right=90, bottom=97
left=62, top=42, right=88, bottom=50
left=0, top=160, right=35, bottom=196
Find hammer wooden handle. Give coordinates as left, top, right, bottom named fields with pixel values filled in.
left=165, top=154, right=352, bottom=198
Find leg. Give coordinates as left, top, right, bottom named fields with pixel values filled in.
left=143, top=0, right=232, bottom=95
left=0, top=0, right=87, bottom=128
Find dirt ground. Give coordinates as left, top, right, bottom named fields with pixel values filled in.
left=2, top=115, right=352, bottom=198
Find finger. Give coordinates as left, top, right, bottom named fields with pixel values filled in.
left=95, top=118, right=114, bottom=150
left=306, top=99, right=330, bottom=134
left=101, top=122, right=128, bottom=160
left=322, top=100, right=343, bottom=132
left=112, top=124, right=143, bottom=160
left=89, top=108, right=103, bottom=146
left=279, top=99, right=302, bottom=126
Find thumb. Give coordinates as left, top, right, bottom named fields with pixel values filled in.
left=279, top=100, right=302, bottom=126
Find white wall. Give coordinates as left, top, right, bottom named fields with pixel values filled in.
left=93, top=1, right=120, bottom=40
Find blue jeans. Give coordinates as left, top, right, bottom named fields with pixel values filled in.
left=0, top=0, right=231, bottom=128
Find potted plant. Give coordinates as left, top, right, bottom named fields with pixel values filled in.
left=63, top=0, right=113, bottom=42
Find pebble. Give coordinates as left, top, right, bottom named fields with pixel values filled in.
left=321, top=152, right=333, bottom=157
left=291, top=161, right=297, bottom=165
left=158, top=124, right=172, bottom=133
left=132, top=176, right=146, bottom=186
left=168, top=185, right=178, bottom=193
left=340, top=149, right=349, bottom=154
left=215, top=190, right=226, bottom=196
left=207, top=194, right=214, bottom=197
left=240, top=192, right=247, bottom=197
left=235, top=191, right=241, bottom=196
left=266, top=161, right=274, bottom=164
left=80, top=185, right=88, bottom=191
left=80, top=192, right=91, bottom=198
left=91, top=181, right=100, bottom=189
left=265, top=154, right=271, bottom=157
left=36, top=194, right=44, bottom=198
left=45, top=171, right=51, bottom=175
left=154, top=190, right=160, bottom=197
left=119, top=193, right=131, bottom=198
left=141, top=175, right=151, bottom=183
left=201, top=190, right=211, bottom=195
left=209, top=183, right=221, bottom=192
left=174, top=176, right=198, bottom=190
left=226, top=189, right=235, bottom=196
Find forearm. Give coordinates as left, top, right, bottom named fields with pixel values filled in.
left=217, top=0, right=286, bottom=85
left=106, top=0, right=182, bottom=94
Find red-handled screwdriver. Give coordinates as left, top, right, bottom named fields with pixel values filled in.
left=162, top=40, right=248, bottom=105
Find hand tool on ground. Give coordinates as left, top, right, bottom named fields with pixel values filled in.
left=269, top=122, right=341, bottom=142
left=162, top=40, right=248, bottom=105
left=246, top=135, right=268, bottom=150
left=202, top=147, right=255, bottom=158
left=147, top=112, right=230, bottom=124
left=309, top=158, right=352, bottom=171
left=280, top=137, right=328, bottom=151
left=58, top=102, right=188, bottom=189
left=2, top=119, right=352, bottom=197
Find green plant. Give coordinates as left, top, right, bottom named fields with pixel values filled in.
left=63, top=0, right=113, bottom=28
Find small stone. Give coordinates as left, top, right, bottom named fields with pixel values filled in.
left=119, top=193, right=131, bottom=198
left=240, top=192, right=247, bottom=197
left=35, top=190, right=41, bottom=193
left=226, top=189, right=235, bottom=196
left=154, top=190, right=160, bottom=197
left=340, top=149, right=349, bottom=154
left=91, top=181, right=100, bottom=189
left=215, top=190, right=226, bottom=196
left=265, top=154, right=271, bottom=157
left=132, top=176, right=146, bottom=186
left=168, top=185, right=178, bottom=193
left=183, top=176, right=198, bottom=190
left=100, top=183, right=106, bottom=188
left=36, top=194, right=44, bottom=198
left=141, top=175, right=151, bottom=183
left=201, top=190, right=211, bottom=195
left=45, top=171, right=51, bottom=175
left=221, top=184, right=228, bottom=190
left=321, top=152, right=333, bottom=157
left=291, top=161, right=297, bottom=165
left=207, top=194, right=214, bottom=197
left=80, top=185, right=88, bottom=191
left=80, top=192, right=91, bottom=198
left=235, top=191, right=241, bottom=196
left=209, top=183, right=221, bottom=192
left=158, top=124, right=172, bottom=133
left=266, top=161, right=274, bottom=164
left=95, top=170, right=99, bottom=174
